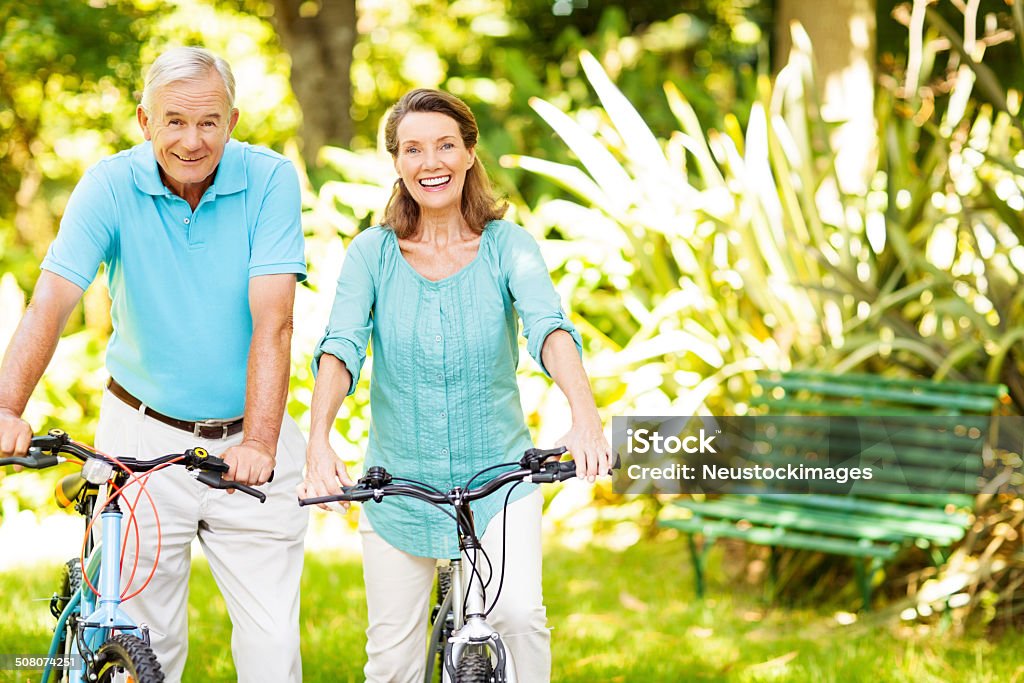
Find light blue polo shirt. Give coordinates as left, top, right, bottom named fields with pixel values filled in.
left=42, top=139, right=307, bottom=421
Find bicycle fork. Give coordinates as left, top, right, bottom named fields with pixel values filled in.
left=441, top=503, right=515, bottom=683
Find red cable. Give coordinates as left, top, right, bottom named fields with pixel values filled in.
left=74, top=442, right=176, bottom=601
left=120, top=459, right=182, bottom=601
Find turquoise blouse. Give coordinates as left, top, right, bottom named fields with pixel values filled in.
left=314, top=220, right=581, bottom=558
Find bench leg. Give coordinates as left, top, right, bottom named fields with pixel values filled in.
left=856, top=556, right=884, bottom=611
left=767, top=546, right=779, bottom=602
left=688, top=533, right=708, bottom=599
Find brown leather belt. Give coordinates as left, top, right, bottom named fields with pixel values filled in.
left=106, top=378, right=244, bottom=440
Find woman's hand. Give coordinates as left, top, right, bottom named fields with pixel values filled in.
left=557, top=409, right=612, bottom=482
left=297, top=437, right=355, bottom=511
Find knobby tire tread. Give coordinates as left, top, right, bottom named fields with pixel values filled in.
left=454, top=651, right=494, bottom=683
left=95, top=634, right=164, bottom=683
left=54, top=558, right=82, bottom=682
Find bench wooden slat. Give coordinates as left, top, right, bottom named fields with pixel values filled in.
left=751, top=398, right=992, bottom=416
left=752, top=493, right=972, bottom=524
left=773, top=371, right=1008, bottom=398
left=670, top=498, right=967, bottom=544
left=660, top=518, right=900, bottom=559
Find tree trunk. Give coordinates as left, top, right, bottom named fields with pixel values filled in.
left=775, top=0, right=876, bottom=195
left=270, top=0, right=356, bottom=157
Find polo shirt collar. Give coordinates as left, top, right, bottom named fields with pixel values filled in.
left=130, top=139, right=247, bottom=197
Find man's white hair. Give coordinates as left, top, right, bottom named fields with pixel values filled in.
left=140, top=46, right=236, bottom=112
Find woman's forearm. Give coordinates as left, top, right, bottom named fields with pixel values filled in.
left=308, top=353, right=353, bottom=446
left=541, top=329, right=600, bottom=422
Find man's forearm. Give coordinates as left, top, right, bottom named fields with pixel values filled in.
left=241, top=319, right=292, bottom=454
left=0, top=274, right=82, bottom=416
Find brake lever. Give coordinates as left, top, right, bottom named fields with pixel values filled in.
left=520, top=446, right=569, bottom=472
left=30, top=429, right=69, bottom=452
left=193, top=470, right=267, bottom=503
left=185, top=448, right=229, bottom=472
left=0, top=446, right=62, bottom=469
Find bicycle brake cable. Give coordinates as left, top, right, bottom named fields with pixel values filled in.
left=484, top=481, right=524, bottom=617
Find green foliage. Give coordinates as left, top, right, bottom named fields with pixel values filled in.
left=0, top=0, right=153, bottom=292
left=345, top=0, right=768, bottom=210
left=502, top=21, right=1024, bottom=415
left=499, top=2, right=1024, bottom=627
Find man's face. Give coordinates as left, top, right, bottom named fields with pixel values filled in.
left=137, top=71, right=239, bottom=199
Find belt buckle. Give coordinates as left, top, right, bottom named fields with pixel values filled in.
left=193, top=418, right=235, bottom=440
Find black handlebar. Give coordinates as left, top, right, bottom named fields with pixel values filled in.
left=0, top=430, right=270, bottom=503
left=298, top=445, right=619, bottom=508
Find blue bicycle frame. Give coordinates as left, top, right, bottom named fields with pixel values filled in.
left=43, top=498, right=148, bottom=683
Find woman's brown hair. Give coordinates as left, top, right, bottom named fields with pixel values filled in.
left=383, top=89, right=507, bottom=238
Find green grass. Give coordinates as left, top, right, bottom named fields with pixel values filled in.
left=1, top=537, right=1023, bottom=682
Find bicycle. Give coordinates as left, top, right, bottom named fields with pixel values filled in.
left=299, top=445, right=601, bottom=683
left=0, top=428, right=270, bottom=683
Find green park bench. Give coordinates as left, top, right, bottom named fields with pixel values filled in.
left=658, top=370, right=1008, bottom=609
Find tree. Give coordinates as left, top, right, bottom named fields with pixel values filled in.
left=266, top=0, right=357, bottom=155
left=0, top=0, right=148, bottom=291
left=774, top=0, right=877, bottom=196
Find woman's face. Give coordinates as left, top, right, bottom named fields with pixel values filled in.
left=394, top=111, right=475, bottom=217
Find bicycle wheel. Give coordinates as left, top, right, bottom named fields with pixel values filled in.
left=454, top=648, right=494, bottom=683
left=53, top=558, right=82, bottom=683
left=434, top=568, right=454, bottom=680
left=93, top=634, right=164, bottom=683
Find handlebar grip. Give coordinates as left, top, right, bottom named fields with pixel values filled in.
left=194, top=470, right=267, bottom=503
left=299, top=484, right=376, bottom=507
left=528, top=461, right=578, bottom=483
left=554, top=461, right=579, bottom=481
left=298, top=494, right=335, bottom=507
left=532, top=455, right=620, bottom=483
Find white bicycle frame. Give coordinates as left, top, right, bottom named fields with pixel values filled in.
left=435, top=548, right=516, bottom=683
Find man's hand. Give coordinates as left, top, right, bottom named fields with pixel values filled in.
left=0, top=409, right=33, bottom=470
left=222, top=439, right=276, bottom=489
left=297, top=438, right=354, bottom=512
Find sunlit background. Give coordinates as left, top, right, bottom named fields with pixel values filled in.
left=4, top=1, right=1024, bottom=680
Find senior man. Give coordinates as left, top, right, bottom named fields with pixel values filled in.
left=0, top=47, right=308, bottom=682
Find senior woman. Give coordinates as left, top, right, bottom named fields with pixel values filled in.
left=299, top=88, right=611, bottom=682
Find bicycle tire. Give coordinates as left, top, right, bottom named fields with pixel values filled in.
left=454, top=649, right=494, bottom=683
left=434, top=568, right=454, bottom=680
left=93, top=634, right=164, bottom=683
left=54, top=558, right=82, bottom=683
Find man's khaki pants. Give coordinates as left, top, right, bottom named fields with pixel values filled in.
left=95, top=387, right=308, bottom=683
left=359, top=489, right=551, bottom=683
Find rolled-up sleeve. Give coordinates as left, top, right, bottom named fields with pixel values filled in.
left=313, top=233, right=376, bottom=395
left=501, top=223, right=582, bottom=376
